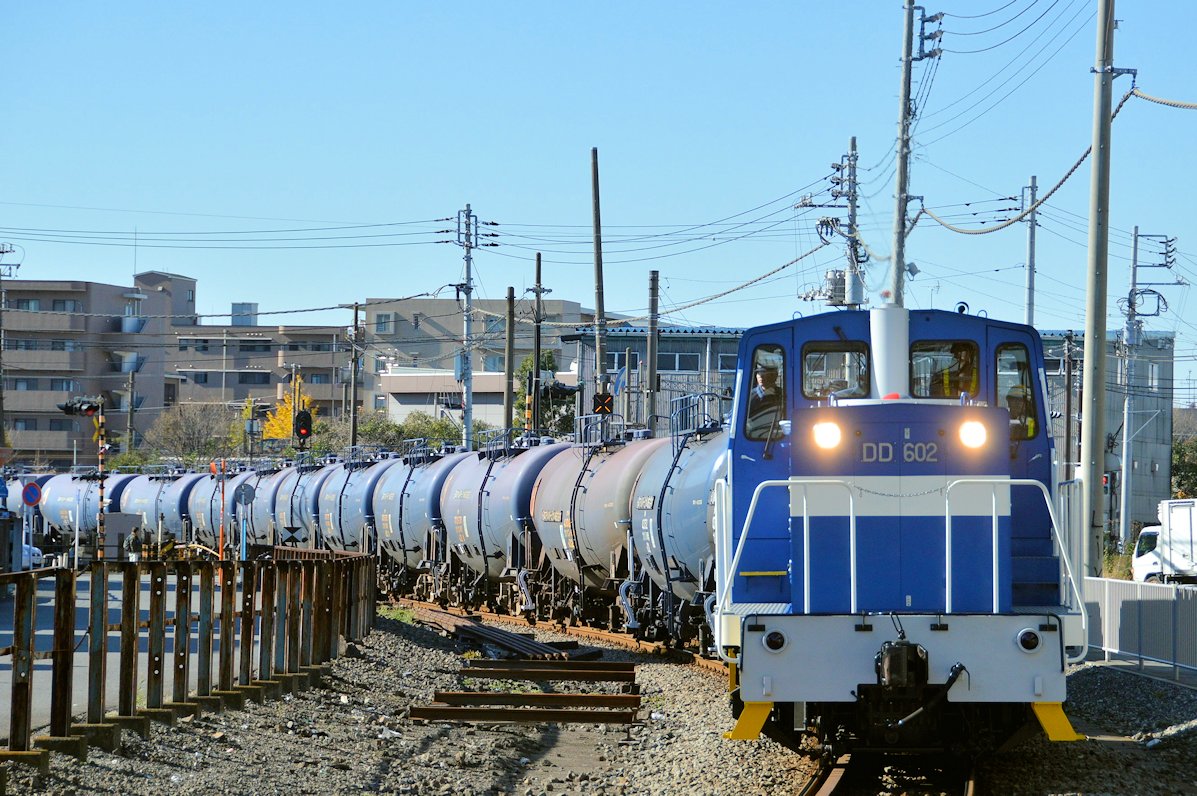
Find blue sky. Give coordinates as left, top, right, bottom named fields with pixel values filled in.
left=3, top=2, right=1196, bottom=401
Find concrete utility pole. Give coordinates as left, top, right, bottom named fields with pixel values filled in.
left=889, top=1, right=916, bottom=307
left=1118, top=226, right=1140, bottom=549
left=504, top=286, right=515, bottom=431
left=888, top=2, right=941, bottom=305
left=1119, top=228, right=1180, bottom=546
left=845, top=137, right=866, bottom=306
left=1080, top=0, right=1116, bottom=576
left=532, top=253, right=546, bottom=433
left=0, top=251, right=19, bottom=448
left=591, top=149, right=609, bottom=398
left=458, top=205, right=477, bottom=450
left=646, top=271, right=659, bottom=434
left=1024, top=175, right=1038, bottom=326
left=350, top=303, right=362, bottom=449
left=125, top=370, right=136, bottom=452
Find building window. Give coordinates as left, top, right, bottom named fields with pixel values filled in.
left=309, top=373, right=331, bottom=385
left=7, top=298, right=40, bottom=311
left=374, top=394, right=387, bottom=410
left=310, top=342, right=333, bottom=352
left=374, top=356, right=388, bottom=373
left=49, top=418, right=79, bottom=432
left=52, top=299, right=84, bottom=312
left=186, top=289, right=195, bottom=302
left=239, top=342, right=272, bottom=353
left=606, top=351, right=640, bottom=372
left=191, top=372, right=209, bottom=384
left=179, top=338, right=210, bottom=352
left=375, top=313, right=394, bottom=334
left=483, top=355, right=503, bottom=372
left=657, top=352, right=701, bottom=372
left=1149, top=361, right=1160, bottom=391
left=13, top=418, right=37, bottom=431
left=239, top=372, right=270, bottom=385
left=12, top=378, right=39, bottom=391
left=50, top=378, right=76, bottom=392
left=718, top=353, right=738, bottom=372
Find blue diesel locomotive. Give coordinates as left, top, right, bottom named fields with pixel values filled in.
left=714, top=304, right=1086, bottom=754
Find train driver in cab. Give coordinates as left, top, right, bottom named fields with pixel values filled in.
left=1006, top=384, right=1036, bottom=439
left=749, top=366, right=781, bottom=415
left=940, top=342, right=978, bottom=398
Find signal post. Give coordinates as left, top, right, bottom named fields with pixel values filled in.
left=57, top=395, right=106, bottom=561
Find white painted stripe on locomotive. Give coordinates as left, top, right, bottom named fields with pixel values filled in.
left=738, top=614, right=1067, bottom=703
left=787, top=475, right=1010, bottom=518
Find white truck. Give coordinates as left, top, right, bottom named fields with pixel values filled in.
left=1132, top=499, right=1197, bottom=583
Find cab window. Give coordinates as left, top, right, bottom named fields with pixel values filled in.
left=801, top=342, right=869, bottom=400
left=745, top=344, right=785, bottom=440
left=996, top=343, right=1038, bottom=440
left=911, top=340, right=979, bottom=399
left=1135, top=532, right=1158, bottom=557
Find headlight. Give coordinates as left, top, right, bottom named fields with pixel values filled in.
left=812, top=421, right=842, bottom=449
left=959, top=420, right=987, bottom=449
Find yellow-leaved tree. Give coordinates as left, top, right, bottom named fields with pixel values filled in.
left=262, top=376, right=318, bottom=440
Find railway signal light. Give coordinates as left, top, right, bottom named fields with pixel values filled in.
left=57, top=396, right=103, bottom=416
left=294, top=409, right=313, bottom=443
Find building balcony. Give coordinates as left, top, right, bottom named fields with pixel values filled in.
left=3, top=350, right=86, bottom=372
left=105, top=316, right=147, bottom=334
left=4, top=390, right=73, bottom=412
left=108, top=354, right=147, bottom=373
left=8, top=429, right=75, bottom=455
left=2, top=311, right=86, bottom=333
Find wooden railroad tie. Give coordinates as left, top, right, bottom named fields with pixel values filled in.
left=408, top=657, right=641, bottom=725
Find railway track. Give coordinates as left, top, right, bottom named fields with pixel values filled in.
left=393, top=597, right=727, bottom=674
left=799, top=751, right=977, bottom=796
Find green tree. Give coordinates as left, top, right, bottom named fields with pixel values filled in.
left=514, top=352, right=574, bottom=437
left=1173, top=436, right=1197, bottom=498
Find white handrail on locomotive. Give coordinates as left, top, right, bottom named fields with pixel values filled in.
left=712, top=477, right=855, bottom=663
left=714, top=477, right=1087, bottom=664
left=945, top=476, right=1088, bottom=663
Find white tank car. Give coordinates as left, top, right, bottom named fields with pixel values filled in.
left=186, top=470, right=256, bottom=550
left=316, top=456, right=402, bottom=553
left=630, top=429, right=729, bottom=601
left=39, top=473, right=136, bottom=535
left=439, top=441, right=568, bottom=580
left=374, top=450, right=470, bottom=567
left=272, top=463, right=339, bottom=548
left=530, top=437, right=670, bottom=590
left=120, top=472, right=206, bottom=540
left=247, top=467, right=290, bottom=546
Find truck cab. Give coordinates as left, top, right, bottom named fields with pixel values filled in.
left=1132, top=500, right=1197, bottom=584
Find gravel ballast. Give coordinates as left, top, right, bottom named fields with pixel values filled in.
left=5, top=613, right=1197, bottom=795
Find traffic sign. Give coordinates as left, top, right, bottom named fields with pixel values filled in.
left=21, top=482, right=42, bottom=507
left=234, top=483, right=257, bottom=506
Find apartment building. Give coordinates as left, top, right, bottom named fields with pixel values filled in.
left=360, top=296, right=594, bottom=414
left=1, top=271, right=197, bottom=466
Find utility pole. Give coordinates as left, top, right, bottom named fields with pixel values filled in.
left=350, top=303, right=361, bottom=449
left=504, top=286, right=515, bottom=431
left=831, top=138, right=867, bottom=306
left=1063, top=331, right=1075, bottom=481
left=888, top=2, right=941, bottom=305
left=1080, top=0, right=1116, bottom=576
left=646, top=271, right=659, bottom=434
left=1024, top=175, right=1038, bottom=325
left=591, top=148, right=609, bottom=398
left=1119, top=228, right=1180, bottom=546
left=0, top=249, right=19, bottom=448
left=532, top=253, right=546, bottom=433
left=221, top=329, right=228, bottom=407
left=458, top=205, right=477, bottom=450
left=125, top=370, right=136, bottom=453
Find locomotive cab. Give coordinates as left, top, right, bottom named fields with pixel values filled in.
left=716, top=305, right=1086, bottom=754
